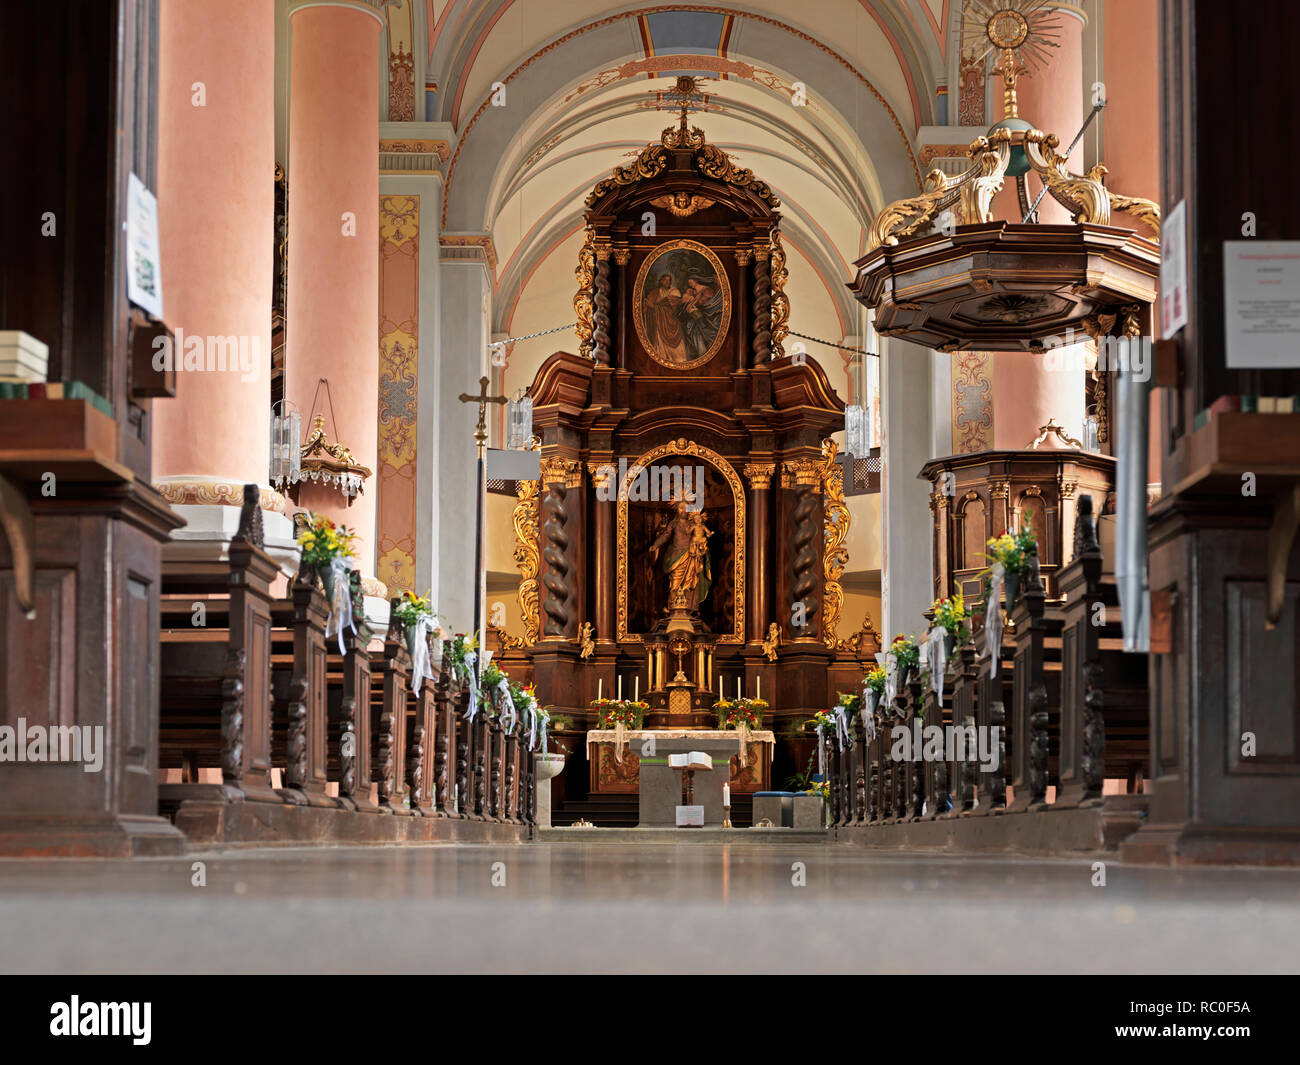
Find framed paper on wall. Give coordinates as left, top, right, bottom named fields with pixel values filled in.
left=633, top=239, right=731, bottom=369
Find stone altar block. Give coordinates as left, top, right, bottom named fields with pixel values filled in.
left=638, top=736, right=740, bottom=827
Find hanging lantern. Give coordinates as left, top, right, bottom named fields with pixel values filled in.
left=507, top=389, right=532, bottom=450
left=844, top=404, right=870, bottom=459
left=270, top=403, right=301, bottom=489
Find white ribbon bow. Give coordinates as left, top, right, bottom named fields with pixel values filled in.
left=817, top=732, right=825, bottom=778
left=323, top=557, right=356, bottom=657
left=923, top=625, right=951, bottom=702
left=834, top=705, right=851, bottom=750
left=986, top=563, right=1005, bottom=678
left=862, top=689, right=878, bottom=744
left=461, top=650, right=479, bottom=719
left=409, top=614, right=436, bottom=695
left=884, top=650, right=899, bottom=708
left=496, top=677, right=517, bottom=732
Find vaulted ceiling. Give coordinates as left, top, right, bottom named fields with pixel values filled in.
left=421, top=2, right=953, bottom=375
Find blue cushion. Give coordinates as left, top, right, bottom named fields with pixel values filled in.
left=754, top=791, right=796, bottom=797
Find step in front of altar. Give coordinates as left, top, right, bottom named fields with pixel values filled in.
left=553, top=792, right=755, bottom=828
left=538, top=823, right=828, bottom=843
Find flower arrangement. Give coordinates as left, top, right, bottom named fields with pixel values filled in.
left=480, top=657, right=508, bottom=703
left=889, top=632, right=921, bottom=681
left=807, top=779, right=830, bottom=802
left=444, top=632, right=477, bottom=671
left=296, top=513, right=357, bottom=568
left=592, top=698, right=647, bottom=729
left=808, top=709, right=836, bottom=737
left=834, top=690, right=862, bottom=715
left=931, top=592, right=971, bottom=644
left=985, top=514, right=1038, bottom=575
left=865, top=666, right=887, bottom=697
left=713, top=697, right=767, bottom=730
left=392, top=590, right=441, bottom=631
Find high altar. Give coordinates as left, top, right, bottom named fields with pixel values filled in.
left=495, top=79, right=880, bottom=800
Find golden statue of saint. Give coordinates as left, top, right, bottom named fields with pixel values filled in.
left=649, top=499, right=712, bottom=609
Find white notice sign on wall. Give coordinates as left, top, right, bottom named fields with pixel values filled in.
left=1224, top=241, right=1300, bottom=368
left=1160, top=199, right=1188, bottom=340
left=126, top=172, right=164, bottom=320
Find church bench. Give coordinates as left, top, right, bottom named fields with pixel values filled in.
left=158, top=486, right=281, bottom=810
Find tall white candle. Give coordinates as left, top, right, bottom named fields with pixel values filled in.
left=756, top=676, right=761, bottom=700
left=717, top=675, right=722, bottom=701
left=635, top=676, right=639, bottom=702
left=618, top=675, right=622, bottom=701
left=723, top=783, right=730, bottom=806
left=598, top=678, right=603, bottom=702
left=736, top=678, right=741, bottom=700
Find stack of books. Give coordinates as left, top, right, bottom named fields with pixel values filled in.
left=0, top=380, right=113, bottom=415
left=1193, top=395, right=1300, bottom=430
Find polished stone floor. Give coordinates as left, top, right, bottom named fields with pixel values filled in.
left=1, top=840, right=1297, bottom=973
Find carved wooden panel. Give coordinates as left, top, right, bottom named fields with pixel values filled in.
left=1226, top=580, right=1300, bottom=773
left=1, top=569, right=75, bottom=729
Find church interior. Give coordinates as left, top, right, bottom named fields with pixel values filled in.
left=1, top=0, right=1299, bottom=983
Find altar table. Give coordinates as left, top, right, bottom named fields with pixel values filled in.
left=585, top=729, right=774, bottom=797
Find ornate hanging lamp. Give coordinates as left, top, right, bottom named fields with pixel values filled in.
left=271, top=377, right=372, bottom=505
left=850, top=0, right=1161, bottom=352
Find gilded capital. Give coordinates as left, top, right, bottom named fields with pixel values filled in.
left=781, top=459, right=822, bottom=489
left=741, top=462, right=775, bottom=490
left=541, top=456, right=582, bottom=488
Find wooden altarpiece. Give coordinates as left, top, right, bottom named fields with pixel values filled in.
left=498, top=100, right=879, bottom=777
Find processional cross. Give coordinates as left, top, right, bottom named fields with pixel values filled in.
left=458, top=375, right=508, bottom=677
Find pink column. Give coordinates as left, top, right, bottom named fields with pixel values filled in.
left=1102, top=0, right=1162, bottom=486
left=985, top=5, right=1088, bottom=450
left=990, top=4, right=1086, bottom=225
left=285, top=2, right=382, bottom=579
left=153, top=0, right=274, bottom=502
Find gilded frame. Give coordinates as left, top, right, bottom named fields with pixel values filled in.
left=615, top=438, right=745, bottom=644
left=632, top=239, right=732, bottom=369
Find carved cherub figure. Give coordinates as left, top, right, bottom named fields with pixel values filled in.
left=762, top=622, right=780, bottom=662
left=578, top=621, right=595, bottom=659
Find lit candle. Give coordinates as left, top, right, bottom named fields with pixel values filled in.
left=598, top=678, right=603, bottom=702
left=723, top=783, right=730, bottom=806
left=618, top=675, right=623, bottom=701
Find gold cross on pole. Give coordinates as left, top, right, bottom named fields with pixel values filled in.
left=458, top=375, right=507, bottom=456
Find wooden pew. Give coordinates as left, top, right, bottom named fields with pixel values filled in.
left=369, top=603, right=410, bottom=814
left=1056, top=494, right=1150, bottom=804
left=159, top=486, right=282, bottom=811
left=326, top=570, right=375, bottom=811
left=269, top=559, right=331, bottom=805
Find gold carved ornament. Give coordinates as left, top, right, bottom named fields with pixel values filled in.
left=512, top=477, right=541, bottom=646
left=615, top=439, right=746, bottom=645
left=769, top=229, right=790, bottom=360
left=574, top=227, right=595, bottom=359
left=649, top=192, right=715, bottom=217
left=818, top=439, right=852, bottom=651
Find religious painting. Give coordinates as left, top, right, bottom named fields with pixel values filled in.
left=633, top=239, right=731, bottom=369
